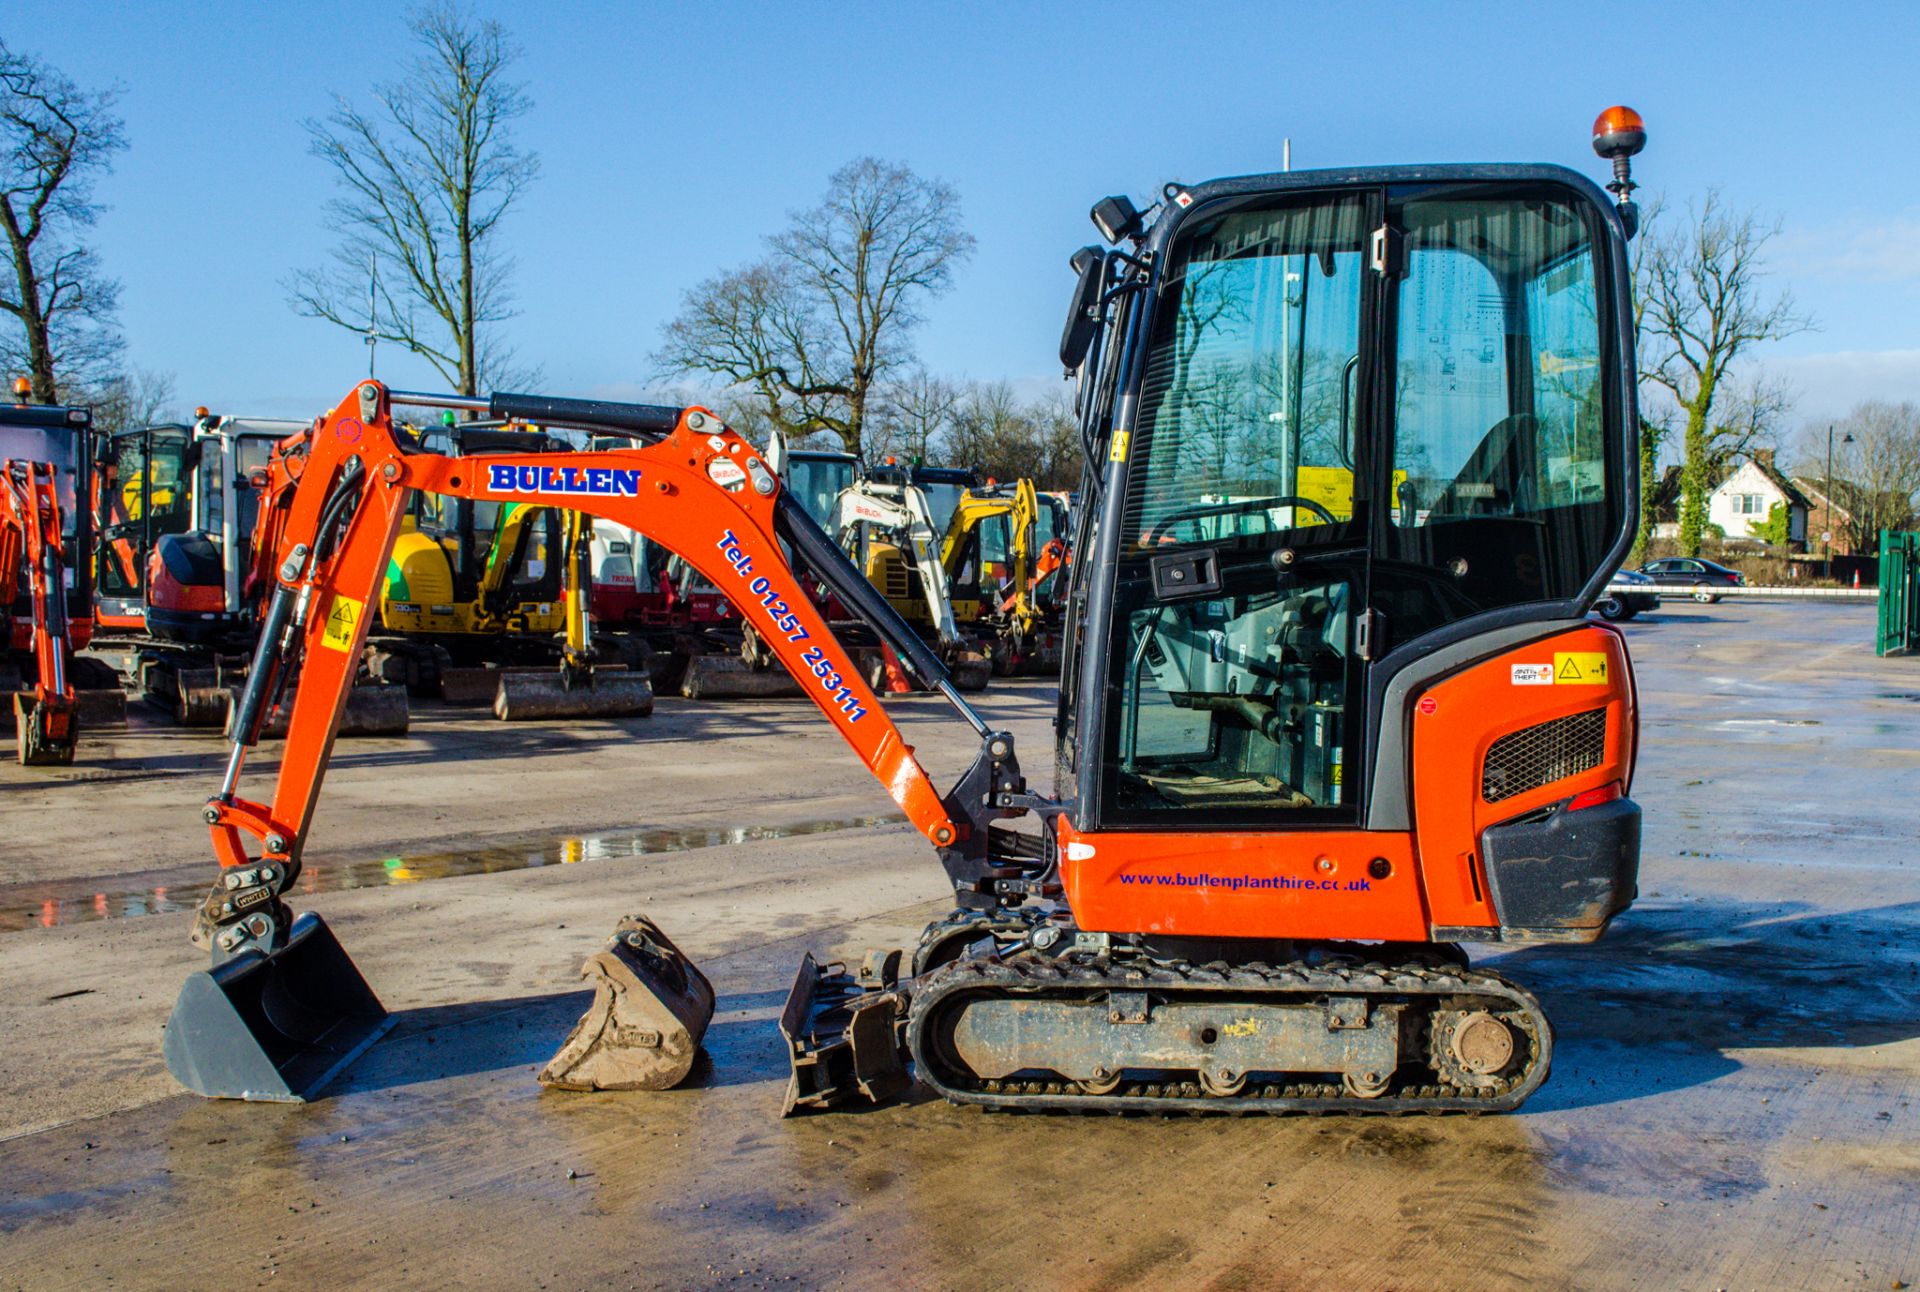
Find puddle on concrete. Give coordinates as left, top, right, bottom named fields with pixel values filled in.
left=0, top=812, right=903, bottom=934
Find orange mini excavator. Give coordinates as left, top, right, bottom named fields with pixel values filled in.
left=2, top=386, right=126, bottom=764
left=163, top=110, right=1650, bottom=1113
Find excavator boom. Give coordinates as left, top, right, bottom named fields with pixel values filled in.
left=166, top=381, right=1034, bottom=1100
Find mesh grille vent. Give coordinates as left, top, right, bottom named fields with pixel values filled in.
left=1481, top=708, right=1607, bottom=803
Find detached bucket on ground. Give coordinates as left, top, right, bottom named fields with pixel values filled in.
left=162, top=911, right=391, bottom=1101
left=540, top=915, right=714, bottom=1091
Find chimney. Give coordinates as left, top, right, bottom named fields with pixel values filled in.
left=1754, top=448, right=1776, bottom=469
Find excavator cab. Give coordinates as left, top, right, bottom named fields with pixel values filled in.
left=95, top=424, right=191, bottom=631
left=1055, top=163, right=1642, bottom=947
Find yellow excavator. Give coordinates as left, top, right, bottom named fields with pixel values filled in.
left=941, top=478, right=1071, bottom=676
left=373, top=417, right=650, bottom=719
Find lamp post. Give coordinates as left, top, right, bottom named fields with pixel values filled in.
left=1825, top=425, right=1855, bottom=577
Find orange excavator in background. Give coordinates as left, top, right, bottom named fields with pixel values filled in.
left=93, top=409, right=408, bottom=735
left=161, top=109, right=1652, bottom=1116
left=2, top=455, right=79, bottom=764
left=2, top=384, right=127, bottom=764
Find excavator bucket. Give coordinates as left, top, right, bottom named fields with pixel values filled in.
left=14, top=692, right=77, bottom=766
left=175, top=668, right=231, bottom=727
left=540, top=915, right=715, bottom=1091
left=678, top=653, right=802, bottom=699
left=162, top=912, right=391, bottom=1101
left=778, top=949, right=911, bottom=1115
left=494, top=668, right=654, bottom=721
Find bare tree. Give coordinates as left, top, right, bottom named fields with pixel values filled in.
left=0, top=40, right=126, bottom=402
left=1708, top=373, right=1794, bottom=468
left=658, top=157, right=975, bottom=457
left=83, top=366, right=178, bottom=436
left=1819, top=402, right=1920, bottom=548
left=871, top=369, right=960, bottom=464
left=657, top=261, right=842, bottom=443
left=290, top=3, right=538, bottom=395
left=936, top=382, right=1080, bottom=489
left=1636, top=190, right=1812, bottom=554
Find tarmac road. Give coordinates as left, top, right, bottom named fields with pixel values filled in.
left=1, top=603, right=1915, bottom=1291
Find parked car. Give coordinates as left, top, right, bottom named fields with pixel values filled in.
left=1594, top=568, right=1661, bottom=621
left=1640, top=557, right=1745, bottom=603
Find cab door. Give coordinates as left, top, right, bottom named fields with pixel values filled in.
left=97, top=426, right=191, bottom=623
left=1083, top=187, right=1384, bottom=829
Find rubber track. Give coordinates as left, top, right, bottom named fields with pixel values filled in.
left=905, top=949, right=1551, bottom=1116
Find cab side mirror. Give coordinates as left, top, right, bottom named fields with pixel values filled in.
left=1059, top=246, right=1106, bottom=372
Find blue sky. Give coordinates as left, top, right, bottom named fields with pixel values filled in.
left=25, top=1, right=1920, bottom=450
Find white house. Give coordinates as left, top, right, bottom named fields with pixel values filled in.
left=1706, top=451, right=1809, bottom=548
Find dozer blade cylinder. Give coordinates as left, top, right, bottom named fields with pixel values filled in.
left=494, top=671, right=654, bottom=721
left=540, top=916, right=715, bottom=1092
left=163, top=911, right=391, bottom=1101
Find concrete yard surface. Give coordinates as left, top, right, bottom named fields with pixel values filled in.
left=1, top=603, right=1916, bottom=1291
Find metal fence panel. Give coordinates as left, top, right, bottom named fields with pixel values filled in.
left=1879, top=530, right=1919, bottom=656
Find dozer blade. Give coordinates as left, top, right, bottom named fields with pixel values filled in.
left=338, top=683, right=411, bottom=735
left=494, top=669, right=654, bottom=721
left=229, top=683, right=409, bottom=739
left=678, top=653, right=801, bottom=700
left=73, top=687, right=128, bottom=728
left=778, top=949, right=911, bottom=1116
left=438, top=665, right=504, bottom=705
left=540, top=915, right=715, bottom=1091
left=162, top=911, right=391, bottom=1101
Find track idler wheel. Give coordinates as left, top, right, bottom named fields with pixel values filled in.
left=540, top=916, right=716, bottom=1092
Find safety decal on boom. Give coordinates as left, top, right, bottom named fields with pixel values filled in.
left=1553, top=652, right=1608, bottom=683
left=321, top=593, right=364, bottom=652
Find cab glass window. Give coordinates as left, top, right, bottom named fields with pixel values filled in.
left=1380, top=189, right=1619, bottom=640
left=1102, top=193, right=1369, bottom=826
left=1123, top=193, right=1368, bottom=549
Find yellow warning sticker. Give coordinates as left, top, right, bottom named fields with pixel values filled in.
left=1553, top=651, right=1609, bottom=684
left=1109, top=429, right=1130, bottom=462
left=321, top=594, right=364, bottom=653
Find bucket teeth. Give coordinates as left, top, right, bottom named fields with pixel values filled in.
left=540, top=915, right=714, bottom=1092
left=778, top=950, right=912, bottom=1116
